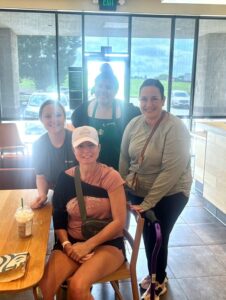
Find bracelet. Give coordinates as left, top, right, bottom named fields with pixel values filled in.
left=62, top=240, right=71, bottom=249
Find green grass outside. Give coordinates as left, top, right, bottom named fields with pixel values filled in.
left=19, top=77, right=191, bottom=100
left=130, top=78, right=191, bottom=98
left=20, top=78, right=36, bottom=91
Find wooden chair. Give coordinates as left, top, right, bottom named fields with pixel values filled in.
left=96, top=209, right=144, bottom=300
left=0, top=168, right=36, bottom=189
left=0, top=123, right=25, bottom=155
left=56, top=209, right=144, bottom=300
left=0, top=154, right=33, bottom=168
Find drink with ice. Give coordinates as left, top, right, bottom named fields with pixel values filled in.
left=15, top=207, right=34, bottom=238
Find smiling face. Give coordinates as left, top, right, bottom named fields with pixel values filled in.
left=40, top=104, right=65, bottom=134
left=74, top=141, right=100, bottom=165
left=139, top=85, right=165, bottom=126
left=95, top=79, right=117, bottom=106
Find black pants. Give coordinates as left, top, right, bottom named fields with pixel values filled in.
left=127, top=191, right=188, bottom=283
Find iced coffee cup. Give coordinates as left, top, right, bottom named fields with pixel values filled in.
left=15, top=207, right=34, bottom=238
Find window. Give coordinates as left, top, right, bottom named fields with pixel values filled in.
left=2, top=10, right=226, bottom=148
left=84, top=15, right=129, bottom=53
left=0, top=11, right=56, bottom=120
left=84, top=14, right=129, bottom=101
left=58, top=13, right=82, bottom=113
left=130, top=17, right=171, bottom=106
left=171, top=18, right=195, bottom=116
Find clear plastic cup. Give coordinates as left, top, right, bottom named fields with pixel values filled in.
left=15, top=207, right=34, bottom=238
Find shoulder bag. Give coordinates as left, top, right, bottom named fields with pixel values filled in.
left=74, top=167, right=112, bottom=240
left=126, top=111, right=166, bottom=193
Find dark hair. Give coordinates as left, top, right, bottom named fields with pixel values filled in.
left=139, top=79, right=165, bottom=99
left=39, top=100, right=66, bottom=119
left=95, top=63, right=119, bottom=93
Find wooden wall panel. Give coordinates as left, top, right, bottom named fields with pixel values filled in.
left=193, top=132, right=206, bottom=184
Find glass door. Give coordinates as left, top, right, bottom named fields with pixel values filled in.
left=84, top=14, right=129, bottom=102
left=84, top=54, right=128, bottom=102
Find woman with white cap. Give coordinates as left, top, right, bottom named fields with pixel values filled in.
left=38, top=126, right=127, bottom=300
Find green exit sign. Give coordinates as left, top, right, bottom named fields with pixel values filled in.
left=99, top=0, right=117, bottom=11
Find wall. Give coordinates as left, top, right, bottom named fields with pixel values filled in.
left=1, top=0, right=226, bottom=16
left=0, top=28, right=20, bottom=117
left=195, top=33, right=226, bottom=115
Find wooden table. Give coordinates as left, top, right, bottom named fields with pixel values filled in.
left=0, top=189, right=52, bottom=297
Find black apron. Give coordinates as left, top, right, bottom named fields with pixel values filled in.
left=88, top=101, right=122, bottom=170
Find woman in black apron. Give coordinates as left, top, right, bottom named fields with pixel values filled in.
left=89, top=99, right=122, bottom=170
left=71, top=63, right=140, bottom=170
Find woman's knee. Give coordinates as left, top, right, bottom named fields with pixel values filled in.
left=68, top=275, right=91, bottom=298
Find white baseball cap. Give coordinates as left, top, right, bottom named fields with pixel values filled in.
left=72, top=126, right=99, bottom=147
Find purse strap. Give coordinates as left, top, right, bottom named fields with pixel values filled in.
left=138, top=111, right=166, bottom=166
left=74, top=167, right=87, bottom=223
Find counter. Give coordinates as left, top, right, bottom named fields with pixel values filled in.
left=193, top=122, right=226, bottom=221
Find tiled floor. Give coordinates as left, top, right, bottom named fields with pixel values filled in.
left=1, top=186, right=226, bottom=300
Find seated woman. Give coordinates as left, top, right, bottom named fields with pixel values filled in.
left=31, top=100, right=76, bottom=209
left=38, top=126, right=127, bottom=300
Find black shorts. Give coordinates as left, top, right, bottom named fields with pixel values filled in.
left=53, top=235, right=126, bottom=259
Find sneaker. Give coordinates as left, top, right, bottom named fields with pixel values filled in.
left=141, top=289, right=159, bottom=300
left=141, top=280, right=167, bottom=300
left=139, top=275, right=151, bottom=290
left=139, top=275, right=168, bottom=291
left=155, top=280, right=167, bottom=297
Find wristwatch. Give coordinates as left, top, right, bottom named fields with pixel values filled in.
left=62, top=240, right=71, bottom=249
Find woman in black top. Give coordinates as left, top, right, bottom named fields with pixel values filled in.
left=31, top=100, right=76, bottom=209
left=71, top=63, right=140, bottom=170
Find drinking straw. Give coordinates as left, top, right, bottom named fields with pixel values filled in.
left=21, top=197, right=24, bottom=208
